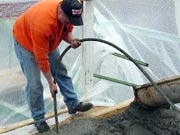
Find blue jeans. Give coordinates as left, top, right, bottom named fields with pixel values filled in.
left=14, top=39, right=79, bottom=123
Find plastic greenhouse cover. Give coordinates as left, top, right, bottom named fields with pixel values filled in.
left=0, top=0, right=180, bottom=130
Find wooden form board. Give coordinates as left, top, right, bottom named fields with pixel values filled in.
left=60, top=98, right=134, bottom=125
left=0, top=108, right=67, bottom=134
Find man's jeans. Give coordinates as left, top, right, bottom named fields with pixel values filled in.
left=14, top=39, right=79, bottom=123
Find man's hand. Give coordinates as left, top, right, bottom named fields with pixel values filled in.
left=71, top=39, right=81, bottom=49
left=43, top=71, right=58, bottom=97
left=50, top=82, right=58, bottom=97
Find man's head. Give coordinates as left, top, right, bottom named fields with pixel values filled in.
left=58, top=0, right=83, bottom=26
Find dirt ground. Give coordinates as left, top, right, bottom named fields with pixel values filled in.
left=38, top=101, right=180, bottom=135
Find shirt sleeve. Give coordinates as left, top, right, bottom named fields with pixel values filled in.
left=63, top=24, right=74, bottom=39
left=67, top=24, right=74, bottom=32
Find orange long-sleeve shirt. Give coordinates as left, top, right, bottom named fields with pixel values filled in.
left=13, top=0, right=73, bottom=72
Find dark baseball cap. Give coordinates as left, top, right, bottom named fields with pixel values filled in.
left=61, top=0, right=83, bottom=26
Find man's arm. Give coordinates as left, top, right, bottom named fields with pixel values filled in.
left=31, top=30, right=57, bottom=97
left=63, top=32, right=81, bottom=48
left=43, top=71, right=57, bottom=96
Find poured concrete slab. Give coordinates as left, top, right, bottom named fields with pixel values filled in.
left=37, top=101, right=180, bottom=135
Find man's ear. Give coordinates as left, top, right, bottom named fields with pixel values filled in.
left=57, top=5, right=62, bottom=15
left=59, top=8, right=63, bottom=14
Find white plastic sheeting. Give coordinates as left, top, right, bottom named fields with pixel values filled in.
left=0, top=0, right=180, bottom=129
left=92, top=0, right=180, bottom=103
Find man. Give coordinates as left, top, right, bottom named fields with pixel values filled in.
left=13, top=0, right=93, bottom=133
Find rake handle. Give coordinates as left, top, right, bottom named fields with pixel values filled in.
left=53, top=93, right=59, bottom=133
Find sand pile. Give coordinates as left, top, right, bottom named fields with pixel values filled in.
left=39, top=101, right=180, bottom=135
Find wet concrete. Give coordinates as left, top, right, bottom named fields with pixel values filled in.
left=38, top=101, right=180, bottom=135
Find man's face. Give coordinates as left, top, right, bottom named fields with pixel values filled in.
left=58, top=8, right=70, bottom=24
